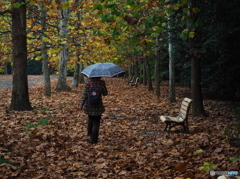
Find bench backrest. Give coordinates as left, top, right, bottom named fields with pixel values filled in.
left=135, top=77, right=139, bottom=83
left=129, top=76, right=135, bottom=83
left=178, top=98, right=192, bottom=121
left=129, top=76, right=134, bottom=81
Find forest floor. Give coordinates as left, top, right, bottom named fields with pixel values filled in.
left=0, top=75, right=239, bottom=179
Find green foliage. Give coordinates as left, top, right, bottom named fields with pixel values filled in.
left=0, top=68, right=4, bottom=73
left=25, top=122, right=37, bottom=129
left=230, top=155, right=239, bottom=163
left=0, top=157, right=19, bottom=167
left=13, top=2, right=26, bottom=8
left=32, top=107, right=50, bottom=111
left=29, top=1, right=35, bottom=5
left=93, top=4, right=103, bottom=11
left=37, top=119, right=49, bottom=126
left=198, top=162, right=218, bottom=172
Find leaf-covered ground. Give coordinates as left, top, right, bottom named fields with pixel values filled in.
left=0, top=76, right=239, bottom=179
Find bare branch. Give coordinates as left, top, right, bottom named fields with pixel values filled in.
left=0, top=9, right=12, bottom=15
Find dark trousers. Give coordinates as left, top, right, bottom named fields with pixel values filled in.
left=87, top=115, right=101, bottom=143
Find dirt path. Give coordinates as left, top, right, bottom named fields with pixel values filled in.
left=0, top=75, right=72, bottom=90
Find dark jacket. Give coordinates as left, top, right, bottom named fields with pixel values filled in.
left=80, top=78, right=108, bottom=116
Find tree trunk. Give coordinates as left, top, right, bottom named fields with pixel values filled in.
left=189, top=0, right=204, bottom=116
left=71, top=59, right=80, bottom=87
left=134, top=58, right=139, bottom=77
left=168, top=15, right=176, bottom=103
left=55, top=0, right=71, bottom=92
left=41, top=4, right=51, bottom=96
left=10, top=0, right=32, bottom=111
left=155, top=34, right=161, bottom=97
left=4, top=62, right=8, bottom=74
left=142, top=58, right=147, bottom=86
left=139, top=59, right=143, bottom=84
left=71, top=1, right=84, bottom=87
left=144, top=56, right=153, bottom=91
left=191, top=56, right=204, bottom=116
left=79, top=62, right=85, bottom=83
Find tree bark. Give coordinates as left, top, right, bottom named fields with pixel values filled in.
left=141, top=57, right=147, bottom=86
left=10, top=0, right=32, bottom=111
left=134, top=58, right=139, bottom=77
left=71, top=59, right=80, bottom=87
left=4, top=62, right=8, bottom=75
left=168, top=15, right=176, bottom=103
left=41, top=4, right=51, bottom=96
left=79, top=62, right=85, bottom=83
left=71, top=0, right=84, bottom=87
left=191, top=55, right=204, bottom=116
left=189, top=0, right=204, bottom=116
left=144, top=55, right=153, bottom=91
left=155, top=34, right=161, bottom=97
left=55, top=0, right=71, bottom=92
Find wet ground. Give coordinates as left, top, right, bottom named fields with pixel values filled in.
left=0, top=75, right=72, bottom=90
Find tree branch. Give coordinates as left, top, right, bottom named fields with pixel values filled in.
left=0, top=9, right=12, bottom=15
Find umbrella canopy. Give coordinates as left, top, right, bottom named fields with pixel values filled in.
left=81, top=63, right=125, bottom=78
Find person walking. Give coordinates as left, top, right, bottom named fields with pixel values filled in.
left=79, top=77, right=108, bottom=144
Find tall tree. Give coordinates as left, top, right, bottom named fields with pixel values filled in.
left=168, top=13, right=176, bottom=103
left=71, top=0, right=84, bottom=87
left=155, top=34, right=161, bottom=97
left=55, top=0, right=71, bottom=92
left=144, top=55, right=153, bottom=91
left=40, top=3, right=51, bottom=96
left=10, top=0, right=32, bottom=111
left=188, top=0, right=204, bottom=116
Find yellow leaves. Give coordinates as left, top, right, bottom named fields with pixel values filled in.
left=42, top=37, right=49, bottom=43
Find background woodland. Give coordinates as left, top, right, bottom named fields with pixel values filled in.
left=0, top=0, right=240, bottom=178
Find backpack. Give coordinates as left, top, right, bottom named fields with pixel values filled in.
left=88, top=81, right=102, bottom=105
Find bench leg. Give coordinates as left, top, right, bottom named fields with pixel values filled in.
left=185, top=124, right=190, bottom=133
left=165, top=122, right=189, bottom=133
left=164, top=122, right=171, bottom=132
left=184, top=121, right=190, bottom=133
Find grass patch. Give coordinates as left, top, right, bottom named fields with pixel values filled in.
left=33, top=107, right=51, bottom=111
left=0, top=157, right=19, bottom=167
left=37, top=119, right=49, bottom=126
left=25, top=119, right=49, bottom=128
left=21, top=119, right=50, bottom=134
left=25, top=122, right=37, bottom=128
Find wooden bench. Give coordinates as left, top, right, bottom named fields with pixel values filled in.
left=127, top=76, right=135, bottom=85
left=126, top=75, right=133, bottom=82
left=129, top=77, right=139, bottom=87
left=160, top=98, right=192, bottom=133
